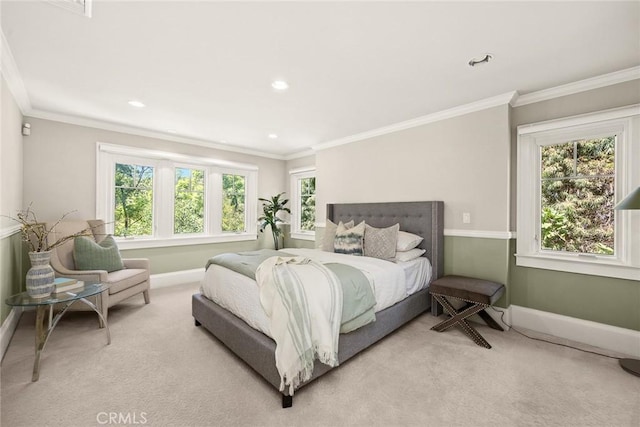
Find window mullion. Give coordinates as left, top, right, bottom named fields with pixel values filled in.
left=209, top=170, right=222, bottom=235
left=154, top=161, right=173, bottom=238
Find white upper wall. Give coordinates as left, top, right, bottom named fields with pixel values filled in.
left=1, top=76, right=24, bottom=230
left=315, top=105, right=510, bottom=232
left=21, top=117, right=286, bottom=222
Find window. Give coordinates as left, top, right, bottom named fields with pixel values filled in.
left=115, top=163, right=154, bottom=237
left=97, top=143, right=258, bottom=249
left=174, top=167, right=205, bottom=234
left=540, top=137, right=615, bottom=255
left=516, top=105, right=640, bottom=280
left=222, top=174, right=245, bottom=232
left=289, top=167, right=316, bottom=240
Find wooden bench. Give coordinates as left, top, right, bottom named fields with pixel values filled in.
left=429, top=275, right=505, bottom=348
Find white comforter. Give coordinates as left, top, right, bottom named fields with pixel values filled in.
left=201, top=248, right=429, bottom=337
left=282, top=248, right=407, bottom=311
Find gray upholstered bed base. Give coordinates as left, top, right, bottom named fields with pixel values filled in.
left=192, top=201, right=444, bottom=407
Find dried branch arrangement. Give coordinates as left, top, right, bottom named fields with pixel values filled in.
left=4, top=204, right=92, bottom=252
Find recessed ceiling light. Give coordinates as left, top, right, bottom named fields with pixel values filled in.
left=271, top=80, right=289, bottom=90
left=128, top=100, right=146, bottom=108
left=268, top=133, right=278, bottom=139
left=468, top=54, right=493, bottom=67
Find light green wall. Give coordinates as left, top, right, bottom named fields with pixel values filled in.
left=443, top=236, right=639, bottom=330
left=444, top=236, right=509, bottom=308
left=0, top=233, right=26, bottom=323
left=122, top=240, right=263, bottom=275
left=509, top=240, right=640, bottom=331
left=1, top=74, right=25, bottom=325
left=282, top=225, right=315, bottom=250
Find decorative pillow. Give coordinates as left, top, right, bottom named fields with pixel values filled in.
left=334, top=221, right=365, bottom=256
left=73, top=235, right=124, bottom=272
left=364, top=223, right=399, bottom=260
left=322, top=219, right=354, bottom=252
left=396, top=231, right=424, bottom=251
left=394, top=248, right=426, bottom=262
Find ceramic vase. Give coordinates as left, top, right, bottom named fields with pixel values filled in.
left=26, top=251, right=55, bottom=298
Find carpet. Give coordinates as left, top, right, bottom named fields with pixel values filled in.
left=1, top=283, right=638, bottom=426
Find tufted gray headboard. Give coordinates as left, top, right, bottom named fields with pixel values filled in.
left=326, top=201, right=444, bottom=281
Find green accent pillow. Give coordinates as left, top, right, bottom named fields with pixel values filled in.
left=73, top=235, right=124, bottom=272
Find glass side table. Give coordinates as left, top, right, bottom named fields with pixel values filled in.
left=5, top=282, right=111, bottom=382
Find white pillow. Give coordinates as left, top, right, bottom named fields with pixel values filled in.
left=396, top=231, right=423, bottom=251
left=322, top=219, right=354, bottom=252
left=394, top=248, right=426, bottom=262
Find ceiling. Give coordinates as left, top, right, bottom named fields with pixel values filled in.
left=2, top=1, right=639, bottom=158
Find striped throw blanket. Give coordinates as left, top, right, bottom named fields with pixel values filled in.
left=256, top=256, right=343, bottom=395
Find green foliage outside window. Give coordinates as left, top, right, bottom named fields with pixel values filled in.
left=222, top=174, right=245, bottom=232
left=300, top=177, right=316, bottom=231
left=114, top=163, right=154, bottom=237
left=175, top=168, right=205, bottom=234
left=540, top=137, right=615, bottom=255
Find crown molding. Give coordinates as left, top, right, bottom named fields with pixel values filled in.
left=26, top=109, right=288, bottom=161
left=312, top=91, right=518, bottom=152
left=284, top=149, right=315, bottom=161
left=513, top=66, right=640, bottom=107
left=0, top=31, right=31, bottom=113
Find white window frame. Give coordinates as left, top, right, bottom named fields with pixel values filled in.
left=289, top=166, right=316, bottom=241
left=516, top=105, right=640, bottom=280
left=96, top=142, right=258, bottom=249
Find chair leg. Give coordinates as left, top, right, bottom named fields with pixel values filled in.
left=143, top=289, right=150, bottom=304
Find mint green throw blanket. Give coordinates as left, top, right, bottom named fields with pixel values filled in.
left=206, top=250, right=376, bottom=333
left=206, top=250, right=291, bottom=280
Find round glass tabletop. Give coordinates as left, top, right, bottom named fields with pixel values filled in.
left=5, top=283, right=108, bottom=307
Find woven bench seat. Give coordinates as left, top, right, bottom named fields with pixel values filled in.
left=429, top=275, right=505, bottom=348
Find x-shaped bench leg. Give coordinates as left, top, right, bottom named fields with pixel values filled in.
left=431, top=294, right=492, bottom=349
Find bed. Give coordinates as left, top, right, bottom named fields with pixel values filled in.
left=191, top=201, right=444, bottom=407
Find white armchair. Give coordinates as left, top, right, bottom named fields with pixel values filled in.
left=46, top=219, right=150, bottom=321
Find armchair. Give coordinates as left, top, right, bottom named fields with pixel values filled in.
left=46, top=219, right=150, bottom=321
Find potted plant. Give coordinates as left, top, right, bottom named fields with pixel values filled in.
left=5, top=205, right=91, bottom=297
left=258, top=193, right=291, bottom=250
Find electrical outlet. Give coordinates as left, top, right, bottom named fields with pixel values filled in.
left=462, top=212, right=471, bottom=224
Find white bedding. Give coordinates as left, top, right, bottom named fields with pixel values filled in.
left=200, top=248, right=432, bottom=337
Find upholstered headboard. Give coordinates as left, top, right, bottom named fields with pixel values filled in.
left=326, top=201, right=444, bottom=281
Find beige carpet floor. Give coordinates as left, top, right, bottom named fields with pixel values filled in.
left=1, top=282, right=639, bottom=427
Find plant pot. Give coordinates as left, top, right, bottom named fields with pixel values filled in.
left=26, top=251, right=55, bottom=298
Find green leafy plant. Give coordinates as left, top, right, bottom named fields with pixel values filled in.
left=258, top=193, right=290, bottom=250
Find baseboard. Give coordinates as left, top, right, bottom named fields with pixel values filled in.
left=510, top=305, right=640, bottom=357
left=1, top=307, right=22, bottom=361
left=150, top=268, right=204, bottom=289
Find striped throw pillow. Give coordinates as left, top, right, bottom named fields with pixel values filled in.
left=334, top=221, right=365, bottom=256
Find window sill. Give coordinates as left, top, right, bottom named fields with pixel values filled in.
left=116, top=233, right=257, bottom=250
left=515, top=253, right=639, bottom=281
left=290, top=232, right=315, bottom=241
